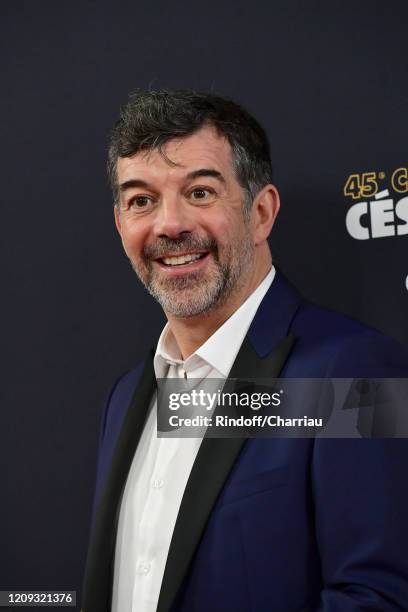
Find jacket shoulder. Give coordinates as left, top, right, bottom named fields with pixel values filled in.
left=100, top=363, right=146, bottom=447
left=92, top=363, right=146, bottom=508
left=288, top=302, right=408, bottom=377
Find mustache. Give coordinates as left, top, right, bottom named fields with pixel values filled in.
left=143, top=235, right=217, bottom=260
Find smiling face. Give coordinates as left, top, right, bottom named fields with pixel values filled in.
left=114, top=125, right=274, bottom=318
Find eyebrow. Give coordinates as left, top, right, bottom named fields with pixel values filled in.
left=118, top=168, right=226, bottom=193
left=119, top=179, right=151, bottom=192
left=185, top=168, right=226, bottom=184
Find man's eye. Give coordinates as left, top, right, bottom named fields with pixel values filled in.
left=130, top=195, right=152, bottom=208
left=190, top=188, right=214, bottom=201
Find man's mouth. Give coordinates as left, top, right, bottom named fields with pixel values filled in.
left=157, top=252, right=208, bottom=267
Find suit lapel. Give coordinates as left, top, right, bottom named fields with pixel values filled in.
left=156, top=332, right=295, bottom=612
left=82, top=352, right=156, bottom=612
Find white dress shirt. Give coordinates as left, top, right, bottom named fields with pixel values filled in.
left=111, top=266, right=275, bottom=612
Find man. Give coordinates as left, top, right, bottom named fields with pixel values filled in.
left=83, top=90, right=408, bottom=611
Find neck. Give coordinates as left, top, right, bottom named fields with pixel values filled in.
left=165, top=252, right=272, bottom=359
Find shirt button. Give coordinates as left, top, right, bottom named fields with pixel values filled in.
left=153, top=478, right=164, bottom=489
left=137, top=561, right=151, bottom=575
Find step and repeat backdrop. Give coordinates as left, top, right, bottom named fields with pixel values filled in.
left=1, top=0, right=407, bottom=604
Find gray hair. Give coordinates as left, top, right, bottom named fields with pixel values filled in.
left=107, top=89, right=273, bottom=217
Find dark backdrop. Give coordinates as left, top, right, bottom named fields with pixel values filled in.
left=1, top=0, right=407, bottom=607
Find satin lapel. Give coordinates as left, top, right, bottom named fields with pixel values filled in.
left=82, top=352, right=156, bottom=612
left=157, top=333, right=295, bottom=612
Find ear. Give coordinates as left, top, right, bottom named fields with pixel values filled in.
left=114, top=205, right=122, bottom=235
left=251, top=184, right=280, bottom=245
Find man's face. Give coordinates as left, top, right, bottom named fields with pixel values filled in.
left=114, top=126, right=256, bottom=318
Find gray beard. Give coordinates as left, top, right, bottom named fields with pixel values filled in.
left=130, top=239, right=254, bottom=318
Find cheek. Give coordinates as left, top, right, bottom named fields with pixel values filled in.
left=120, top=224, right=148, bottom=258
left=208, top=215, right=248, bottom=250
left=202, top=211, right=237, bottom=244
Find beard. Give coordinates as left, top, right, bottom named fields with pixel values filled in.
left=128, top=231, right=254, bottom=318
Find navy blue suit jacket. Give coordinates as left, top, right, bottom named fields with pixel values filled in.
left=83, top=271, right=408, bottom=611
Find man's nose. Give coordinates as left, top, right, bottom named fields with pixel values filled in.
left=153, top=197, right=194, bottom=239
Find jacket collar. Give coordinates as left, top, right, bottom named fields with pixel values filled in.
left=248, top=269, right=302, bottom=357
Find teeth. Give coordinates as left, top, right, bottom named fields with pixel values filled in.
left=162, top=253, right=203, bottom=266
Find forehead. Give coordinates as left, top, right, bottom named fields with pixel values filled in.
left=116, top=125, right=235, bottom=183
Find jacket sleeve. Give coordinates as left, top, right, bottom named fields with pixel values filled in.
left=312, top=333, right=408, bottom=611
left=313, top=437, right=408, bottom=611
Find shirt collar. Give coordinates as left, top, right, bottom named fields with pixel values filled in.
left=154, top=324, right=183, bottom=378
